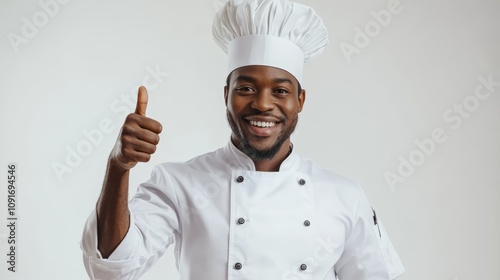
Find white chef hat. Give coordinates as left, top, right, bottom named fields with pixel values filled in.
left=212, top=0, right=328, bottom=85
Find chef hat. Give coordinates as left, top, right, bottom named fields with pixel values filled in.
left=212, top=0, right=328, bottom=85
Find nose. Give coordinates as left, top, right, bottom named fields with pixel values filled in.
left=250, top=90, right=275, bottom=112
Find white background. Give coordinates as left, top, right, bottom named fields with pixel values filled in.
left=1, top=0, right=499, bottom=279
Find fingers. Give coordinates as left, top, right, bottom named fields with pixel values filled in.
left=135, top=129, right=160, bottom=145
left=133, top=86, right=162, bottom=133
left=121, top=118, right=160, bottom=145
left=125, top=113, right=162, bottom=135
left=137, top=116, right=162, bottom=134
left=110, top=86, right=163, bottom=171
left=111, top=125, right=159, bottom=170
left=135, top=86, right=148, bottom=116
left=119, top=135, right=157, bottom=161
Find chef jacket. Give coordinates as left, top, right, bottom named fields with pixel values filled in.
left=81, top=141, right=405, bottom=280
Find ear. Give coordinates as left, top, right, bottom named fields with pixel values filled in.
left=224, top=86, right=229, bottom=106
left=298, top=89, right=306, bottom=112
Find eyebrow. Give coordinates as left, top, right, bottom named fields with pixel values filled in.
left=233, top=75, right=258, bottom=84
left=233, top=75, right=294, bottom=85
left=272, top=78, right=294, bottom=85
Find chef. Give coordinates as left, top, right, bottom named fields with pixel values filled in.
left=81, top=0, right=405, bottom=279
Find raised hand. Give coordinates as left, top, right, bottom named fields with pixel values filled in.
left=109, top=86, right=163, bottom=172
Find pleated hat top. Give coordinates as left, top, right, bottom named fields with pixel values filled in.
left=212, top=0, right=329, bottom=85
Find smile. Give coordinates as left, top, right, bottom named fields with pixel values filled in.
left=249, top=120, right=277, bottom=128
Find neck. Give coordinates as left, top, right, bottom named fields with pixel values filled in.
left=254, top=141, right=292, bottom=172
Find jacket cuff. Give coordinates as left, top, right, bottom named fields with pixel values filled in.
left=80, top=209, right=144, bottom=279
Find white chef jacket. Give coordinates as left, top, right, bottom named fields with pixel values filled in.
left=81, top=141, right=405, bottom=280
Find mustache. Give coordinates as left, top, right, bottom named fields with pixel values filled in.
left=241, top=112, right=286, bottom=123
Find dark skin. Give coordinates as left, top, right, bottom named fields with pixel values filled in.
left=96, top=86, right=162, bottom=258
left=96, top=65, right=305, bottom=258
left=225, top=65, right=306, bottom=171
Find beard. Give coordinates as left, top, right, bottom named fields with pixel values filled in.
left=226, top=109, right=298, bottom=161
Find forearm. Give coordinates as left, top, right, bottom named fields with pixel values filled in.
left=96, top=160, right=131, bottom=258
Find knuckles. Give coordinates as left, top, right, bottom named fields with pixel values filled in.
left=124, top=113, right=163, bottom=135
left=121, top=124, right=137, bottom=137
left=125, top=113, right=140, bottom=122
left=112, top=113, right=160, bottom=166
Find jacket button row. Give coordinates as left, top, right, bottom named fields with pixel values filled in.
left=236, top=176, right=244, bottom=183
left=237, top=217, right=246, bottom=224
left=298, top=179, right=306, bottom=185
left=235, top=262, right=305, bottom=271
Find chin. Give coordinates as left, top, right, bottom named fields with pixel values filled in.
left=241, top=138, right=285, bottom=161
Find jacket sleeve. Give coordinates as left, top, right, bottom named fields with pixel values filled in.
left=80, top=165, right=181, bottom=280
left=334, top=189, right=405, bottom=280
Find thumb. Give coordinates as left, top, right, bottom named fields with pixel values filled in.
left=135, top=86, right=148, bottom=116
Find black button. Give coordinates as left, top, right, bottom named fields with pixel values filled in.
left=236, top=176, right=244, bottom=183
left=238, top=218, right=246, bottom=224
left=298, top=179, right=306, bottom=185
left=300, top=263, right=307, bottom=270
left=234, top=262, right=243, bottom=270
left=304, top=220, right=311, bottom=227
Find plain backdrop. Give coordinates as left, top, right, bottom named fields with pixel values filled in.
left=1, top=0, right=499, bottom=279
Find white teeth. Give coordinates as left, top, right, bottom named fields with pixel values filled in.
left=249, top=120, right=276, bottom=128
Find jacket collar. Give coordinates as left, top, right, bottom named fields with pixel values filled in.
left=222, top=139, right=300, bottom=172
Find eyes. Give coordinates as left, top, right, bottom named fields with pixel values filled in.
left=236, top=86, right=254, bottom=93
left=235, top=86, right=291, bottom=96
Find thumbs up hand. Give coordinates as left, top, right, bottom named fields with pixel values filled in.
left=109, top=86, right=163, bottom=172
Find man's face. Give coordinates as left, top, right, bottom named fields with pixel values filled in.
left=224, top=65, right=306, bottom=161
